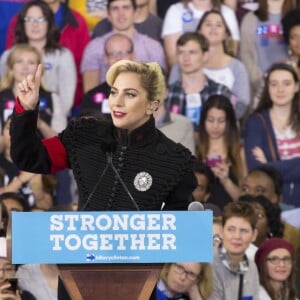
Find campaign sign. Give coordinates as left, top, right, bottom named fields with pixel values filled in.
left=11, top=211, right=212, bottom=264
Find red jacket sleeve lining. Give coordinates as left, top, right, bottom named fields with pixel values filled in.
left=42, top=137, right=68, bottom=174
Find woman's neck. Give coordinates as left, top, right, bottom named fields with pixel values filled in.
left=269, top=279, right=284, bottom=298
left=268, top=0, right=283, bottom=14
left=192, top=0, right=213, bottom=10
left=227, top=252, right=244, bottom=272
left=134, top=4, right=149, bottom=23
left=205, top=45, right=231, bottom=68
left=270, top=105, right=291, bottom=133
left=208, top=138, right=226, bottom=156
left=29, top=40, right=46, bottom=55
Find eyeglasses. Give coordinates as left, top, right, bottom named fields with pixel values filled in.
left=24, top=17, right=47, bottom=24
left=172, top=263, right=198, bottom=281
left=105, top=50, right=133, bottom=59
left=266, top=256, right=293, bottom=265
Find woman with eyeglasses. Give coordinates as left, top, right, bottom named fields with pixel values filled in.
left=0, top=254, right=35, bottom=299
left=152, top=262, right=213, bottom=300
left=0, top=0, right=76, bottom=118
left=255, top=238, right=297, bottom=300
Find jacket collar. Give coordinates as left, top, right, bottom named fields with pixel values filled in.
left=114, top=116, right=158, bottom=148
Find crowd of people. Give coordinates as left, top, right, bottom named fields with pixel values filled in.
left=0, top=0, right=298, bottom=299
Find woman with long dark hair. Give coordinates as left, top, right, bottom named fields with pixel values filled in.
left=244, top=63, right=300, bottom=208
left=196, top=10, right=250, bottom=120
left=197, top=94, right=246, bottom=209
left=255, top=238, right=297, bottom=299
left=161, top=0, right=239, bottom=68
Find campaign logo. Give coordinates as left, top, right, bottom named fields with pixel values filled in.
left=86, top=253, right=96, bottom=262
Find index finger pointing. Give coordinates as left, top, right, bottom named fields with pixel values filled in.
left=34, top=63, right=43, bottom=84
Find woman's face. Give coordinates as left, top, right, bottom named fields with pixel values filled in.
left=166, top=263, right=201, bottom=294
left=222, top=217, right=256, bottom=256
left=249, top=203, right=269, bottom=246
left=24, top=6, right=48, bottom=42
left=12, top=51, right=39, bottom=84
left=268, top=70, right=299, bottom=107
left=266, top=248, right=293, bottom=283
left=199, top=13, right=228, bottom=45
left=109, top=72, right=153, bottom=132
left=289, top=25, right=300, bottom=56
left=204, top=107, right=226, bottom=140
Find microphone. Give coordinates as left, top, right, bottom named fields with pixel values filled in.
left=107, top=153, right=140, bottom=211
left=188, top=201, right=204, bottom=211
left=81, top=154, right=111, bottom=211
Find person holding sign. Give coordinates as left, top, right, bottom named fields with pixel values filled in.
left=9, top=60, right=197, bottom=211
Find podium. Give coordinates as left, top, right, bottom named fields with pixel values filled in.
left=11, top=211, right=212, bottom=299
left=58, top=263, right=162, bottom=300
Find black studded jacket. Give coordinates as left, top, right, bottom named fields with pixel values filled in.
left=10, top=106, right=197, bottom=211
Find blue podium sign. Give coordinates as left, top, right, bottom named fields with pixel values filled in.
left=12, top=211, right=212, bottom=264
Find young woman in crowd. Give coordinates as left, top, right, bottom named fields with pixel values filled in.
left=0, top=254, right=35, bottom=299
left=161, top=0, right=239, bottom=68
left=240, top=0, right=295, bottom=99
left=0, top=44, right=65, bottom=133
left=0, top=0, right=76, bottom=117
left=255, top=238, right=297, bottom=299
left=153, top=262, right=213, bottom=299
left=197, top=95, right=246, bottom=209
left=196, top=10, right=250, bottom=120
left=168, top=10, right=250, bottom=121
left=0, top=42, right=75, bottom=208
left=244, top=63, right=300, bottom=208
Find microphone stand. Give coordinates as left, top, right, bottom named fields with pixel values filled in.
left=82, top=152, right=140, bottom=211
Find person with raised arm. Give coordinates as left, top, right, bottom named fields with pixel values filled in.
left=10, top=61, right=197, bottom=211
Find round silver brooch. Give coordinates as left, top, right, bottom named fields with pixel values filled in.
left=133, top=172, right=153, bottom=192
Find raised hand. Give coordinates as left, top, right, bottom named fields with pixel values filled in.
left=17, top=64, right=43, bottom=110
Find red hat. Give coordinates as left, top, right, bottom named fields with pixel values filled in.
left=255, top=238, right=294, bottom=267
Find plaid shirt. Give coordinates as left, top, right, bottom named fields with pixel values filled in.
left=166, top=77, right=233, bottom=130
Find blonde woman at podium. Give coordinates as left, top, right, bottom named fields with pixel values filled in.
left=9, top=60, right=197, bottom=211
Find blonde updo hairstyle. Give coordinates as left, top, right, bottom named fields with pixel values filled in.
left=0, top=44, right=46, bottom=91
left=106, top=60, right=165, bottom=104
